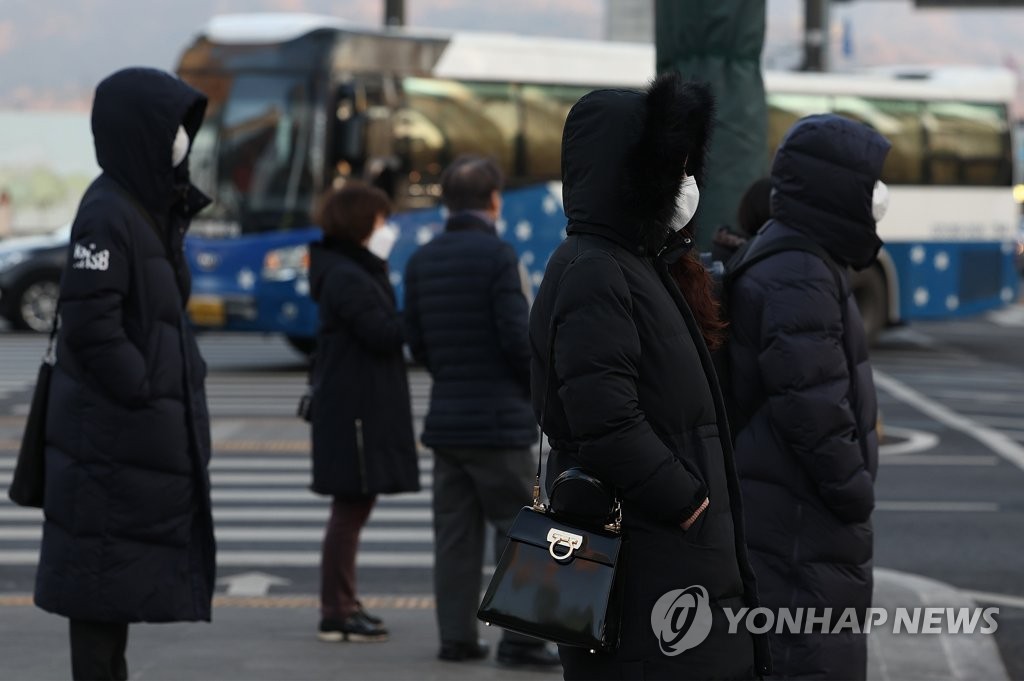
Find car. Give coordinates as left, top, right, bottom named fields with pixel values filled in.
left=0, top=225, right=70, bottom=332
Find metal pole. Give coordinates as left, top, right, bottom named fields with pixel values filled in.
left=384, top=0, right=405, bottom=27
left=802, top=0, right=829, bottom=72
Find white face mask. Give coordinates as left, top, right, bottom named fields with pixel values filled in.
left=669, top=175, right=700, bottom=232
left=872, top=180, right=890, bottom=223
left=171, top=125, right=190, bottom=167
left=367, top=223, right=399, bottom=260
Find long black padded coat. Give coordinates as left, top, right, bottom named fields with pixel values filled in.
left=727, top=114, right=890, bottom=680
left=404, top=212, right=537, bottom=450
left=308, top=239, right=420, bottom=498
left=35, top=68, right=216, bottom=623
left=529, top=74, right=768, bottom=680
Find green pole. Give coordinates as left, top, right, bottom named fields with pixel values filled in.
left=654, top=0, right=768, bottom=249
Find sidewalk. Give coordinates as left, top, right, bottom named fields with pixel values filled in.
left=0, top=568, right=1009, bottom=681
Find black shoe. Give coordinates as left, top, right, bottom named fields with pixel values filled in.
left=355, top=602, right=383, bottom=626
left=438, top=639, right=490, bottom=661
left=318, top=614, right=389, bottom=642
left=496, top=642, right=562, bottom=669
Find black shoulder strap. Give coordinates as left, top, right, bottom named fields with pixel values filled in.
left=726, top=235, right=846, bottom=300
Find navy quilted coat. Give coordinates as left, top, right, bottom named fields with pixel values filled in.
left=727, top=114, right=890, bottom=679
left=35, top=68, right=215, bottom=623
left=403, top=212, right=537, bottom=450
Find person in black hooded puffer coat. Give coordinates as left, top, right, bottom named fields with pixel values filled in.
left=529, top=72, right=769, bottom=680
left=727, top=114, right=891, bottom=680
left=35, top=68, right=215, bottom=680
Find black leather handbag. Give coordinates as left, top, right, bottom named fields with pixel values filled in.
left=8, top=314, right=58, bottom=508
left=477, top=470, right=623, bottom=650
left=477, top=322, right=624, bottom=651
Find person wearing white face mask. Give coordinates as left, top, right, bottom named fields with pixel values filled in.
left=725, top=113, right=891, bottom=681
left=306, top=181, right=420, bottom=643
left=528, top=73, right=768, bottom=679
left=172, top=125, right=190, bottom=167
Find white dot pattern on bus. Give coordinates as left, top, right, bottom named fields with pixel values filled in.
left=914, top=288, right=930, bottom=307
left=946, top=295, right=959, bottom=311
left=515, top=221, right=533, bottom=242
left=934, top=252, right=950, bottom=272
left=1002, top=288, right=1014, bottom=302
left=910, top=247, right=926, bottom=265
left=543, top=195, right=559, bottom=216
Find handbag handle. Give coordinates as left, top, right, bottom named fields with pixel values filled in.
left=532, top=320, right=557, bottom=511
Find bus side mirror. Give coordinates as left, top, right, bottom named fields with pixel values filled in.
left=333, top=86, right=366, bottom=164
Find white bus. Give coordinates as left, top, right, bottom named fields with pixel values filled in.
left=176, top=13, right=1019, bottom=348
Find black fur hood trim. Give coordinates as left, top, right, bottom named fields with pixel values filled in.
left=561, top=72, right=715, bottom=253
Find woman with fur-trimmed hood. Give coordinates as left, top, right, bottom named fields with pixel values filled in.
left=529, top=73, right=769, bottom=679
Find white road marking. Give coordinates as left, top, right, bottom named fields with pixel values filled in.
left=963, top=589, right=1024, bottom=610
left=883, top=455, right=999, bottom=466
left=987, top=305, right=1024, bottom=327
left=0, top=507, right=431, bottom=522
left=874, top=370, right=1024, bottom=473
left=879, top=426, right=939, bottom=456
left=217, top=571, right=291, bottom=596
left=212, top=489, right=432, bottom=503
left=0, top=550, right=434, bottom=567
left=0, top=527, right=432, bottom=542
left=875, top=501, right=999, bottom=513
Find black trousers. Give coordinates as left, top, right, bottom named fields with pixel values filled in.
left=69, top=619, right=128, bottom=681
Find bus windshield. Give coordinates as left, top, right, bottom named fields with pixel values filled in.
left=190, top=72, right=316, bottom=234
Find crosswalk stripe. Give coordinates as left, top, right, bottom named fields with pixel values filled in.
left=0, top=550, right=434, bottom=567
left=0, top=507, right=432, bottom=522
left=0, top=527, right=432, bottom=542
left=208, top=473, right=434, bottom=487
left=212, top=489, right=431, bottom=503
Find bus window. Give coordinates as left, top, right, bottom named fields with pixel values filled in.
left=520, top=84, right=592, bottom=181
left=832, top=97, right=925, bottom=185
left=395, top=78, right=518, bottom=207
left=767, top=93, right=830, bottom=159
left=215, top=73, right=316, bottom=231
left=925, top=102, right=1011, bottom=186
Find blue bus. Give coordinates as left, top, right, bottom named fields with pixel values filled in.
left=176, top=14, right=1019, bottom=350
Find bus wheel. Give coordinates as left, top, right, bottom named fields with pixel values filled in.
left=286, top=335, right=316, bottom=358
left=853, top=266, right=887, bottom=345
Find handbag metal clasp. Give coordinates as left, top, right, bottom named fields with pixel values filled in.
left=547, top=528, right=584, bottom=562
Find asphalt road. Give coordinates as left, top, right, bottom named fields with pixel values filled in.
left=0, top=307, right=1022, bottom=678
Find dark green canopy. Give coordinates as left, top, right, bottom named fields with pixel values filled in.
left=655, top=0, right=768, bottom=248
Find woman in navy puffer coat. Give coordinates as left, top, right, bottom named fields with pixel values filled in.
left=727, top=114, right=891, bottom=680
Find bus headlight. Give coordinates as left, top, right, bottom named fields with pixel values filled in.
left=262, top=245, right=309, bottom=282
